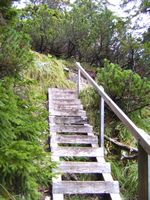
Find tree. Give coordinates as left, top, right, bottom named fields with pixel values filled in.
left=29, top=0, right=70, bottom=9
left=0, top=28, right=33, bottom=79
left=21, top=4, right=64, bottom=53
left=0, top=0, right=19, bottom=24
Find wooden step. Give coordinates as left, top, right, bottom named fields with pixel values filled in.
left=53, top=181, right=120, bottom=194
left=51, top=90, right=76, bottom=94
left=50, top=110, right=86, bottom=117
left=52, top=96, right=77, bottom=100
left=49, top=88, right=121, bottom=199
left=49, top=104, right=83, bottom=110
left=49, top=116, right=87, bottom=125
left=52, top=101, right=82, bottom=106
left=55, top=135, right=98, bottom=144
left=50, top=88, right=76, bottom=93
left=52, top=93, right=77, bottom=98
left=50, top=124, right=92, bottom=133
left=52, top=147, right=103, bottom=157
left=52, top=99, right=81, bottom=103
left=58, top=161, right=111, bottom=173
left=51, top=108, right=83, bottom=113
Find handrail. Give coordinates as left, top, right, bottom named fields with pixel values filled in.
left=76, top=62, right=150, bottom=154
left=76, top=61, right=150, bottom=199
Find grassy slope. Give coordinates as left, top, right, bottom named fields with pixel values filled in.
left=25, top=52, right=75, bottom=94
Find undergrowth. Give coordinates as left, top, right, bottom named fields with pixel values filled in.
left=25, top=52, right=75, bottom=93
left=79, top=61, right=150, bottom=199
left=0, top=52, right=75, bottom=199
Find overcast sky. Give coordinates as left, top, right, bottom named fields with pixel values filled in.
left=14, top=0, right=124, bottom=11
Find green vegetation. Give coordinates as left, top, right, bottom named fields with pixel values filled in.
left=0, top=3, right=73, bottom=197
left=0, top=0, right=149, bottom=199
left=0, top=51, right=73, bottom=199
left=19, top=0, right=150, bottom=78
left=25, top=52, right=74, bottom=92
left=80, top=61, right=150, bottom=199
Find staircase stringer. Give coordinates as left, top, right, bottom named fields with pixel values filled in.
left=49, top=89, right=64, bottom=200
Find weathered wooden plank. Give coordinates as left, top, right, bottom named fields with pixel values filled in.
left=138, top=144, right=149, bottom=200
left=52, top=99, right=81, bottom=103
left=50, top=108, right=83, bottom=113
left=51, top=101, right=82, bottom=106
left=49, top=110, right=86, bottom=117
left=109, top=194, right=122, bottom=200
left=52, top=147, right=103, bottom=157
left=76, top=62, right=150, bottom=154
left=49, top=116, right=87, bottom=125
left=57, top=161, right=111, bottom=173
left=50, top=88, right=76, bottom=93
left=100, top=89, right=105, bottom=148
left=51, top=90, right=76, bottom=94
left=53, top=181, right=120, bottom=194
left=77, top=68, right=81, bottom=96
left=103, top=172, right=122, bottom=200
left=55, top=134, right=98, bottom=144
left=52, top=96, right=77, bottom=100
left=52, top=194, right=64, bottom=200
left=102, top=173, right=113, bottom=181
left=49, top=104, right=83, bottom=110
left=50, top=124, right=92, bottom=133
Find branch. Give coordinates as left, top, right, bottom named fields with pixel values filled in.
left=105, top=135, right=138, bottom=153
left=121, top=154, right=137, bottom=160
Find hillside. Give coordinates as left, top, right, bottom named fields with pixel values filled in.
left=0, top=0, right=150, bottom=199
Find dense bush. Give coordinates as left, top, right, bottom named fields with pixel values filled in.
left=0, top=77, right=55, bottom=199
left=0, top=28, right=33, bottom=79
left=96, top=60, right=150, bottom=114
left=80, top=61, right=150, bottom=199
left=81, top=60, right=150, bottom=125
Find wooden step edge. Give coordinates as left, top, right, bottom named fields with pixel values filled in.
left=50, top=88, right=76, bottom=93
left=53, top=181, right=120, bottom=194
left=110, top=194, right=122, bottom=200
left=52, top=99, right=81, bottom=102
left=50, top=102, right=82, bottom=106
left=57, top=161, right=111, bottom=173
left=52, top=147, right=104, bottom=157
left=49, top=105, right=83, bottom=110
left=52, top=194, right=64, bottom=200
left=55, top=134, right=98, bottom=144
left=49, top=108, right=84, bottom=113
left=49, top=116, right=88, bottom=125
left=49, top=111, right=86, bottom=118
left=50, top=125, right=93, bottom=133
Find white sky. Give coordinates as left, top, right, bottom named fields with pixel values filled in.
left=15, top=0, right=122, bottom=8
left=14, top=0, right=150, bottom=36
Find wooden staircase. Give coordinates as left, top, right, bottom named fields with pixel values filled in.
left=49, top=88, right=122, bottom=200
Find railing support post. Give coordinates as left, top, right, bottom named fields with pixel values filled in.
left=77, top=68, right=81, bottom=97
left=138, top=144, right=150, bottom=200
left=100, top=86, right=104, bottom=148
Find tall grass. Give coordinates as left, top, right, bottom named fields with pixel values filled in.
left=24, top=52, right=75, bottom=94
